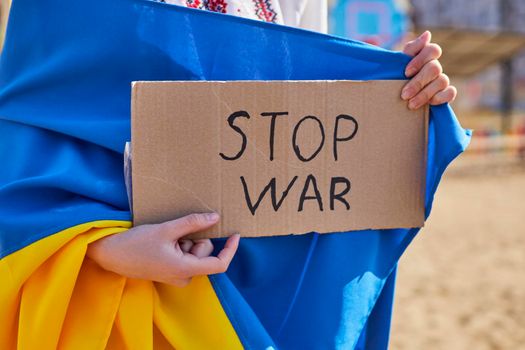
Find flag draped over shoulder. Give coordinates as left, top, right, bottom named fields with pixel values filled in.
left=0, top=0, right=470, bottom=349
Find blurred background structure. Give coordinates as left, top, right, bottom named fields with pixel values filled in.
left=330, top=0, right=410, bottom=48
left=329, top=0, right=525, bottom=150
left=329, top=1, right=525, bottom=349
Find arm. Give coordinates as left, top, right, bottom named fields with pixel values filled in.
left=87, top=213, right=240, bottom=287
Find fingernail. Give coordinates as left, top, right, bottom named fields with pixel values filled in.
left=405, top=67, right=416, bottom=77
left=402, top=87, right=414, bottom=100
left=205, top=212, right=220, bottom=222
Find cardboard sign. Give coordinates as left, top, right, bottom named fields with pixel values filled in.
left=131, top=80, right=427, bottom=238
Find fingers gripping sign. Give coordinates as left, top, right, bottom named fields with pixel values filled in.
left=165, top=213, right=240, bottom=285
left=401, top=31, right=457, bottom=109
left=86, top=213, right=240, bottom=287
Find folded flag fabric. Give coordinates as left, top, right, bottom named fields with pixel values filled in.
left=0, top=0, right=471, bottom=349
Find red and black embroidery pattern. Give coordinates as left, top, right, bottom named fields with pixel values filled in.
left=185, top=0, right=202, bottom=8
left=252, top=0, right=277, bottom=22
left=186, top=0, right=228, bottom=13
left=207, top=0, right=228, bottom=13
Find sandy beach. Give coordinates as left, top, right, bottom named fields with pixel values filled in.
left=390, top=160, right=525, bottom=349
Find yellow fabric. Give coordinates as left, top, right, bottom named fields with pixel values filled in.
left=1, top=221, right=243, bottom=350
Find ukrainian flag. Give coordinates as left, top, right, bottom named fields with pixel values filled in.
left=0, top=0, right=470, bottom=349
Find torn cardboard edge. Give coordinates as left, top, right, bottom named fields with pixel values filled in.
left=130, top=80, right=428, bottom=238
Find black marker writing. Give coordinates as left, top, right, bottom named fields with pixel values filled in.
left=240, top=176, right=298, bottom=215
left=219, top=110, right=250, bottom=161
left=260, top=111, right=288, bottom=161
left=333, top=114, right=358, bottom=161
left=292, top=116, right=325, bottom=162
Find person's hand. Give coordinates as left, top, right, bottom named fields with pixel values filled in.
left=401, top=31, right=457, bottom=110
left=86, top=213, right=240, bottom=287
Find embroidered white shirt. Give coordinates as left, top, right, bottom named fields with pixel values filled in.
left=162, top=0, right=327, bottom=33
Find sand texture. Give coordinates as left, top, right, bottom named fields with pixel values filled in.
left=391, top=164, right=525, bottom=350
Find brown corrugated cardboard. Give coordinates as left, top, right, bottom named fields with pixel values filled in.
left=131, top=80, right=428, bottom=238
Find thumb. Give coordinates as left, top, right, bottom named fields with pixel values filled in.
left=162, top=213, right=220, bottom=239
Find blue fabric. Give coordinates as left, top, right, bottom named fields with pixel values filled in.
left=0, top=0, right=470, bottom=349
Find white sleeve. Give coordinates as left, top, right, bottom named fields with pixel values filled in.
left=278, top=0, right=327, bottom=33
left=299, top=0, right=327, bottom=33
